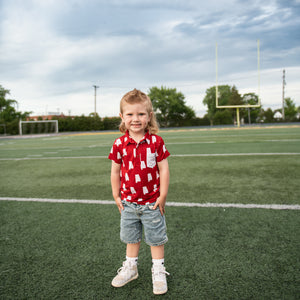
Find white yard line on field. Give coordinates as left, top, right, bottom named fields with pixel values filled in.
left=266, top=139, right=300, bottom=142
left=166, top=141, right=216, bottom=144
left=0, top=156, right=106, bottom=161
left=172, top=153, right=300, bottom=157
left=0, top=197, right=299, bottom=210
left=1, top=152, right=300, bottom=161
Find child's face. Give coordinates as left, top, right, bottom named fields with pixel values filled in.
left=120, top=102, right=151, bottom=136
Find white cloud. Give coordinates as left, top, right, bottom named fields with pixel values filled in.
left=0, top=0, right=299, bottom=118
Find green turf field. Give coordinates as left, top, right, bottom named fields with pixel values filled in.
left=1, top=126, right=300, bottom=299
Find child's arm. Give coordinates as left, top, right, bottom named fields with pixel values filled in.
left=111, top=161, right=124, bottom=213
left=153, top=158, right=170, bottom=215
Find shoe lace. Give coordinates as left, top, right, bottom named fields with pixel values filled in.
left=152, top=266, right=170, bottom=282
left=117, top=261, right=133, bottom=276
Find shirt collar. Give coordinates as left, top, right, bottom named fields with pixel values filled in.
left=125, top=130, right=151, bottom=146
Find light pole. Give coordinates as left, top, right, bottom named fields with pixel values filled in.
left=282, top=70, right=286, bottom=120
left=93, top=85, right=99, bottom=117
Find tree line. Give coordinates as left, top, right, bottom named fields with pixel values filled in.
left=1, top=84, right=299, bottom=135
left=202, top=85, right=299, bottom=125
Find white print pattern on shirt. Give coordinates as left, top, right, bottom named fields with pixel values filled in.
left=109, top=133, right=170, bottom=205
left=135, top=174, right=141, bottom=183
left=130, top=187, right=136, bottom=194
left=141, top=161, right=146, bottom=170
left=146, top=148, right=156, bottom=168
left=115, top=139, right=122, bottom=146
left=152, top=136, right=156, bottom=143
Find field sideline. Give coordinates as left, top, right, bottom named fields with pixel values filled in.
left=1, top=125, right=299, bottom=299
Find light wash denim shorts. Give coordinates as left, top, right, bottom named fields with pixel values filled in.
left=120, top=201, right=168, bottom=247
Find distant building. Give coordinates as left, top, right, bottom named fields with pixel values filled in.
left=27, top=113, right=76, bottom=121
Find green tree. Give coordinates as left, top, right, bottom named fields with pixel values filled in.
left=148, top=86, right=196, bottom=127
left=228, top=85, right=243, bottom=106
left=0, top=86, right=18, bottom=122
left=242, top=93, right=260, bottom=124
left=258, top=108, right=274, bottom=123
left=202, top=85, right=232, bottom=125
left=228, top=85, right=243, bottom=123
left=284, top=97, right=297, bottom=121
left=103, top=117, right=121, bottom=130
left=213, top=110, right=232, bottom=125
left=0, top=85, right=31, bottom=134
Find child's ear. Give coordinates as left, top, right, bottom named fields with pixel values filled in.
left=119, top=112, right=124, bottom=120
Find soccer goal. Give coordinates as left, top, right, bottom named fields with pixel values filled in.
left=19, top=120, right=59, bottom=136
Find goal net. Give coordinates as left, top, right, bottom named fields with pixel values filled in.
left=19, top=120, right=59, bottom=136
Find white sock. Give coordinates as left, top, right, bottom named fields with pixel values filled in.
left=152, top=258, right=164, bottom=267
left=126, top=256, right=138, bottom=265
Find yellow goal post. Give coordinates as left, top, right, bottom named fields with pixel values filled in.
left=215, top=40, right=261, bottom=126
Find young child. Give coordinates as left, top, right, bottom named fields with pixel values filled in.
left=108, top=88, right=170, bottom=295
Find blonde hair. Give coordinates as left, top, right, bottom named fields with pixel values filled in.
left=119, top=88, right=159, bottom=134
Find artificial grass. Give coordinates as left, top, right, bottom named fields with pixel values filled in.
left=0, top=155, right=299, bottom=205
left=1, top=201, right=299, bottom=299
left=0, top=127, right=299, bottom=298
left=0, top=158, right=112, bottom=200
left=168, top=155, right=300, bottom=204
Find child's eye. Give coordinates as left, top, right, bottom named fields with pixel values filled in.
left=139, top=113, right=146, bottom=116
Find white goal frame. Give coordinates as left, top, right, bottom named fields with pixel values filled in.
left=19, top=120, right=59, bottom=135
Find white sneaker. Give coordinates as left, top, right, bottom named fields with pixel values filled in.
left=111, top=261, right=138, bottom=287
left=152, top=265, right=170, bottom=295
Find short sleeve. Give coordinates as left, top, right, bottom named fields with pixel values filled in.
left=108, top=140, right=122, bottom=164
left=155, top=136, right=170, bottom=162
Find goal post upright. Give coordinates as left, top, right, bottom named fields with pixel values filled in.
left=215, top=40, right=261, bottom=127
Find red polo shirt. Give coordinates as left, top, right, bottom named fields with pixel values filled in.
left=108, top=131, right=170, bottom=205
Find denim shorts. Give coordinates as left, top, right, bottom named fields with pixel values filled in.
left=120, top=201, right=168, bottom=247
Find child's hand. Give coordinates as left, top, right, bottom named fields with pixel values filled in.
left=152, top=197, right=166, bottom=216
left=115, top=197, right=124, bottom=214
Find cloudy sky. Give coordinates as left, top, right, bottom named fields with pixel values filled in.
left=1, top=0, right=299, bottom=117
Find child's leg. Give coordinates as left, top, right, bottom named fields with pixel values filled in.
left=111, top=243, right=140, bottom=288
left=150, top=244, right=164, bottom=259
left=151, top=244, right=169, bottom=295
left=127, top=242, right=141, bottom=257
